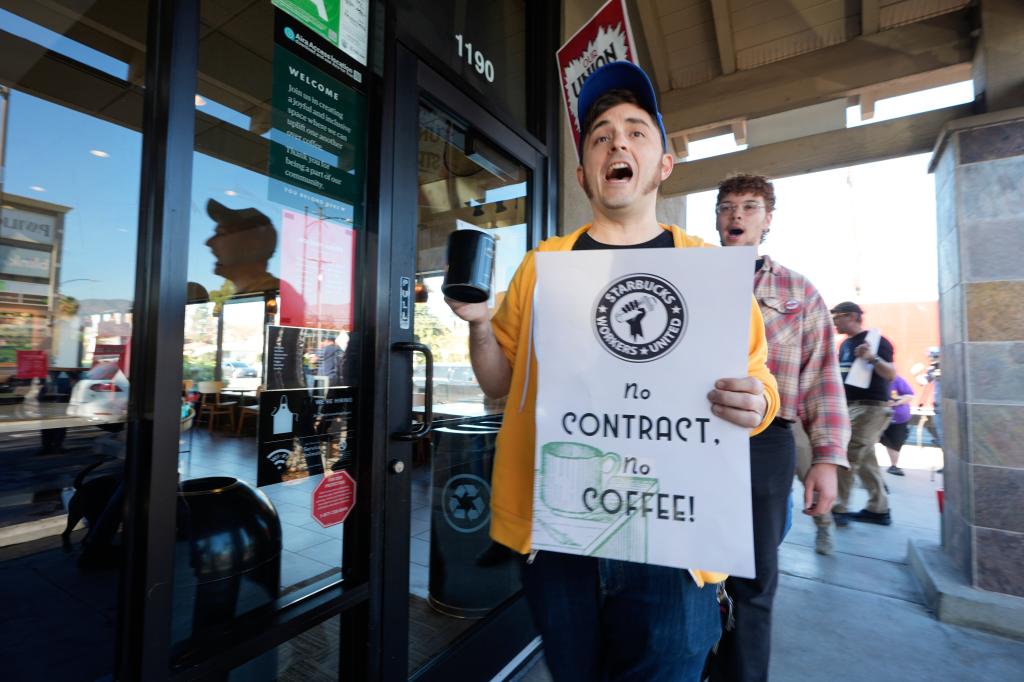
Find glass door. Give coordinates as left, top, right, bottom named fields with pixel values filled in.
left=0, top=4, right=149, bottom=679
left=407, top=101, right=528, bottom=671
left=383, top=47, right=547, bottom=681
left=167, top=1, right=370, bottom=678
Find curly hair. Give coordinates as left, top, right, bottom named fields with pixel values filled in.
left=716, top=174, right=776, bottom=212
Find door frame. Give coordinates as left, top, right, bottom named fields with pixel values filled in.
left=373, top=41, right=551, bottom=681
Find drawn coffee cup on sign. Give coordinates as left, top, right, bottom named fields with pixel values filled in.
left=540, top=442, right=620, bottom=516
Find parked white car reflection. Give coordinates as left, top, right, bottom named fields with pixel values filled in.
left=222, top=360, right=258, bottom=378
left=66, top=361, right=130, bottom=419
left=412, top=363, right=484, bottom=404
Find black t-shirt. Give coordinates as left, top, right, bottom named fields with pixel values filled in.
left=573, top=230, right=674, bottom=250
left=838, top=330, right=894, bottom=402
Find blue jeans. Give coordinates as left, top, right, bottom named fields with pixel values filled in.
left=522, top=551, right=721, bottom=681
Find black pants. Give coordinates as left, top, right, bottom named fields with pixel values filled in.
left=709, top=422, right=796, bottom=682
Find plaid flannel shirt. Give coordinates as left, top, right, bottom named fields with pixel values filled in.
left=755, top=256, right=850, bottom=467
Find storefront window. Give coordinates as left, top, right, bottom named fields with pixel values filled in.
left=170, top=0, right=367, bottom=663
left=0, top=4, right=147, bottom=679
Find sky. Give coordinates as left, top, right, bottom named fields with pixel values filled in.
left=683, top=80, right=975, bottom=308
left=685, top=153, right=941, bottom=306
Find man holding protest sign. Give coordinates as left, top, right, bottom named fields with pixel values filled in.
left=711, top=175, right=850, bottom=682
left=446, top=61, right=779, bottom=681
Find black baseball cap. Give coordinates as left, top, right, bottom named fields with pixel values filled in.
left=207, top=199, right=272, bottom=232
left=830, top=301, right=864, bottom=315
left=576, top=61, right=668, bottom=158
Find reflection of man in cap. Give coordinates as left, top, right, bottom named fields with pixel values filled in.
left=206, top=199, right=280, bottom=295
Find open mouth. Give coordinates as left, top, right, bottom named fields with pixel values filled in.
left=728, top=228, right=744, bottom=236
left=605, top=162, right=633, bottom=182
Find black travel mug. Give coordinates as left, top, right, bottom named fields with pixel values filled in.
left=442, top=229, right=495, bottom=303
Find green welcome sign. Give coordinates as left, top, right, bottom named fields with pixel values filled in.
left=269, top=46, right=365, bottom=212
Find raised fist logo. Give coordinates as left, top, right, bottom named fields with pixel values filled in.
left=594, top=274, right=687, bottom=363
left=615, top=295, right=656, bottom=340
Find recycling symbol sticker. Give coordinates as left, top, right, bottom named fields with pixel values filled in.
left=442, top=473, right=491, bottom=533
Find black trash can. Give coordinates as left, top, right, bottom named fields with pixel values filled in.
left=428, top=423, right=519, bottom=618
left=172, top=477, right=282, bottom=677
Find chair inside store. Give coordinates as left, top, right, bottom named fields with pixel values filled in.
left=235, top=386, right=263, bottom=436
left=196, top=381, right=237, bottom=433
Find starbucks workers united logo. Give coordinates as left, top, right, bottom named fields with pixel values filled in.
left=593, top=274, right=687, bottom=362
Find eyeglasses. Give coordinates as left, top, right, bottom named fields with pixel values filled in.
left=716, top=202, right=765, bottom=215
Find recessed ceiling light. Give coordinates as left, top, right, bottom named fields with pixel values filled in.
left=29, top=185, right=45, bottom=192
left=224, top=190, right=238, bottom=196
left=89, top=149, right=110, bottom=158
left=195, top=95, right=206, bottom=106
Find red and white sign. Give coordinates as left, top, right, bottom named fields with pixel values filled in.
left=311, top=470, right=357, bottom=527
left=556, top=0, right=638, bottom=154
left=279, top=209, right=356, bottom=331
left=16, top=350, right=48, bottom=379
left=93, top=343, right=129, bottom=374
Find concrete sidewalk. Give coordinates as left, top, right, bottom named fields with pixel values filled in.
left=514, top=444, right=1024, bottom=681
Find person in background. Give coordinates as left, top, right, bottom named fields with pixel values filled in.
left=710, top=174, right=850, bottom=682
left=882, top=375, right=915, bottom=476
left=918, top=347, right=942, bottom=449
left=317, top=334, right=343, bottom=387
left=831, top=301, right=896, bottom=526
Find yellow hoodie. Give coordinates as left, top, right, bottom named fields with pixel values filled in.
left=488, top=224, right=779, bottom=586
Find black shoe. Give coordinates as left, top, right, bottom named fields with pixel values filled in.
left=887, top=465, right=905, bottom=476
left=851, top=509, right=892, bottom=526
left=832, top=511, right=850, bottom=527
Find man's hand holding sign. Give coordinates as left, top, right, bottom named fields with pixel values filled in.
left=708, top=377, right=769, bottom=429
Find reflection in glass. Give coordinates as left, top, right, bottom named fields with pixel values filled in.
left=205, top=199, right=281, bottom=296
left=0, top=4, right=147, bottom=679
left=171, top=2, right=366, bottom=663
left=228, top=615, right=341, bottom=681
left=409, top=102, right=528, bottom=673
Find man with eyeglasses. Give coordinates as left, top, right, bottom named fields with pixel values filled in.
left=708, top=175, right=850, bottom=682
left=830, top=301, right=896, bottom=526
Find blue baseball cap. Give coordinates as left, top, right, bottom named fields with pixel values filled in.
left=576, top=61, right=668, bottom=158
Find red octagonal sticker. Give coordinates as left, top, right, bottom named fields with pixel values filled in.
left=311, top=470, right=357, bottom=528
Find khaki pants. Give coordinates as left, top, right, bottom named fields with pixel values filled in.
left=793, top=419, right=831, bottom=528
left=836, top=402, right=892, bottom=514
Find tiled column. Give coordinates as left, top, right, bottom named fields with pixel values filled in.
left=932, top=109, right=1024, bottom=598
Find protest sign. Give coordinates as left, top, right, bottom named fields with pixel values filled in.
left=556, top=0, right=638, bottom=154
left=533, top=246, right=756, bottom=577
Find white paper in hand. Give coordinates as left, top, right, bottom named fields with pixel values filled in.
left=844, top=327, right=881, bottom=389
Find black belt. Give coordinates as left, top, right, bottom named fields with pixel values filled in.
left=848, top=400, right=889, bottom=406
left=770, top=418, right=793, bottom=430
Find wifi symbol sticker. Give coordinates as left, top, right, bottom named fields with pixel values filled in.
left=266, top=448, right=291, bottom=471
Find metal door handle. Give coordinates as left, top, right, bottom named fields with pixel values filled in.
left=392, top=341, right=432, bottom=441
